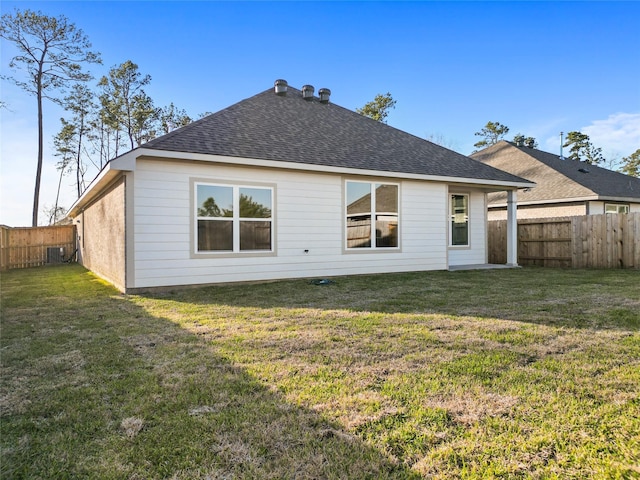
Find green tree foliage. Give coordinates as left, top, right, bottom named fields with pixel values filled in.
left=159, top=103, right=192, bottom=134
left=239, top=194, right=271, bottom=218
left=198, top=197, right=228, bottom=218
left=619, top=149, right=640, bottom=177
left=198, top=194, right=271, bottom=218
left=98, top=60, right=153, bottom=150
left=563, top=131, right=604, bottom=165
left=1, top=9, right=101, bottom=226
left=473, top=121, right=509, bottom=150
left=51, top=119, right=75, bottom=224
left=513, top=133, right=538, bottom=148
left=131, top=91, right=158, bottom=146
left=61, top=84, right=95, bottom=197
left=356, top=92, right=396, bottom=123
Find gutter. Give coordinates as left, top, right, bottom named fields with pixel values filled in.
left=68, top=146, right=536, bottom=220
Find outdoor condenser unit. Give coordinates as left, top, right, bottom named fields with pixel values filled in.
left=47, top=247, right=65, bottom=264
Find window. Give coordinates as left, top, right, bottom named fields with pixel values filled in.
left=346, top=181, right=398, bottom=249
left=605, top=204, right=629, bottom=214
left=450, top=194, right=469, bottom=246
left=196, top=183, right=273, bottom=253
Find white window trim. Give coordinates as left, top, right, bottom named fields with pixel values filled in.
left=449, top=193, right=470, bottom=248
left=193, top=180, right=275, bottom=256
left=605, top=203, right=629, bottom=214
left=344, top=179, right=400, bottom=252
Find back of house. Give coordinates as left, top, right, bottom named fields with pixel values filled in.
left=69, top=81, right=532, bottom=292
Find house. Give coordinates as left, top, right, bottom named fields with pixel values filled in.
left=471, top=141, right=640, bottom=220
left=68, top=81, right=533, bottom=292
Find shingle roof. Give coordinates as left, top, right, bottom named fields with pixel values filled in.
left=142, top=85, right=530, bottom=185
left=471, top=141, right=640, bottom=204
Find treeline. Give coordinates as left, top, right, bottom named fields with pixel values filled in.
left=1, top=9, right=199, bottom=225
left=53, top=61, right=195, bottom=201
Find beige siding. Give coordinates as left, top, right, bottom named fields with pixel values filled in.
left=130, top=159, right=457, bottom=289
left=488, top=202, right=587, bottom=220
left=76, top=177, right=126, bottom=290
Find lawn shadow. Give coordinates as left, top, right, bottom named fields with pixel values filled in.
left=2, top=267, right=419, bottom=479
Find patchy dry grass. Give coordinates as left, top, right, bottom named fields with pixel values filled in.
left=1, top=264, right=639, bottom=479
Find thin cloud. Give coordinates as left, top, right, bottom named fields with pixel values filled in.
left=582, top=112, right=640, bottom=157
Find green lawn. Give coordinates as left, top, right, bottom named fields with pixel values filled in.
left=1, top=264, right=639, bottom=479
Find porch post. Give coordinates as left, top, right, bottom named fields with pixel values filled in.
left=506, top=189, right=518, bottom=266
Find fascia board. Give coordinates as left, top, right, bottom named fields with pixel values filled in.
left=136, top=148, right=536, bottom=190
left=67, top=150, right=137, bottom=217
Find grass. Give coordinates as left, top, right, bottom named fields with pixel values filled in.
left=1, top=264, right=639, bottom=479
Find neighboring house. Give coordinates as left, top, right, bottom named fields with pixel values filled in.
left=68, top=81, right=533, bottom=292
left=471, top=141, right=640, bottom=220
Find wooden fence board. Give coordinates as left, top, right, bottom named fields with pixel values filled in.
left=488, top=213, right=639, bottom=269
left=0, top=225, right=76, bottom=270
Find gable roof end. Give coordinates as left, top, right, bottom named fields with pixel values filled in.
left=471, top=141, right=640, bottom=203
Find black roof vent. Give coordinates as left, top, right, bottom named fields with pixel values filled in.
left=578, top=167, right=590, bottom=174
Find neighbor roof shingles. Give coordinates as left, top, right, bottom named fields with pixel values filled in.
left=143, top=86, right=530, bottom=185
left=471, top=141, right=640, bottom=203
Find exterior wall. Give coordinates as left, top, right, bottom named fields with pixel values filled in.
left=488, top=202, right=587, bottom=221
left=489, top=201, right=640, bottom=220
left=448, top=190, right=487, bottom=266
left=589, top=201, right=640, bottom=214
left=76, top=176, right=126, bottom=291
left=130, top=159, right=463, bottom=289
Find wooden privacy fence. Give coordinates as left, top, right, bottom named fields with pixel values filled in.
left=488, top=213, right=640, bottom=268
left=0, top=225, right=76, bottom=270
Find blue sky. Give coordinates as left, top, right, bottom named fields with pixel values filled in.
left=1, top=1, right=639, bottom=226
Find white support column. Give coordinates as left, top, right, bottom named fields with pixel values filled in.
left=506, top=189, right=518, bottom=266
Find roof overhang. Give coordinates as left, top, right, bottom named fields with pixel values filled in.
left=69, top=147, right=536, bottom=217
left=67, top=149, right=138, bottom=217
left=138, top=148, right=536, bottom=188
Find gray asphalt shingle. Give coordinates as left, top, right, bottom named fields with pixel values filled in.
left=143, top=85, right=530, bottom=185
left=471, top=141, right=640, bottom=203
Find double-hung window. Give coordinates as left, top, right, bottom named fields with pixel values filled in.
left=196, top=183, right=273, bottom=253
left=450, top=194, right=469, bottom=246
left=346, top=181, right=399, bottom=249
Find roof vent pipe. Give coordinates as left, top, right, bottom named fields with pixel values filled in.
left=302, top=85, right=315, bottom=100
left=318, top=88, right=331, bottom=103
left=274, top=79, right=288, bottom=96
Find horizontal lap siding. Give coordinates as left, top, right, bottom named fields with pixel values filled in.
left=132, top=160, right=449, bottom=288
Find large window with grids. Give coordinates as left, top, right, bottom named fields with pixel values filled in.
left=195, top=183, right=273, bottom=253
left=346, top=181, right=399, bottom=249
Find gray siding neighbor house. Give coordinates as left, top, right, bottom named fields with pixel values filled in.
left=471, top=141, right=640, bottom=220
left=68, top=81, right=533, bottom=292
